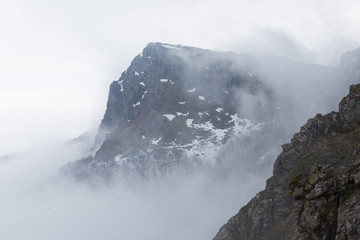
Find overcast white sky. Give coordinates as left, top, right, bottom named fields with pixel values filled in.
left=1, top=0, right=360, bottom=155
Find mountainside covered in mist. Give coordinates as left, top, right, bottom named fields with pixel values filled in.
left=63, top=43, right=359, bottom=181
left=213, top=84, right=360, bottom=238
left=64, top=43, right=275, bottom=179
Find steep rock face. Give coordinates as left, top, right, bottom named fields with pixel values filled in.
left=289, top=162, right=360, bottom=240
left=213, top=84, right=360, bottom=240
left=63, top=43, right=359, bottom=183
left=64, top=43, right=280, bottom=180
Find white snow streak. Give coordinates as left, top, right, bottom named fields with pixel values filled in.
left=163, top=114, right=176, bottom=121
left=187, top=88, right=196, bottom=93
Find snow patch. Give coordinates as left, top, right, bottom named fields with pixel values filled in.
left=216, top=107, right=223, bottom=113
left=114, top=154, right=123, bottom=163
left=198, top=96, right=205, bottom=101
left=133, top=102, right=141, bottom=107
left=160, top=79, right=169, bottom=83
left=141, top=91, right=147, bottom=99
left=135, top=71, right=139, bottom=76
left=176, top=112, right=189, bottom=116
left=151, top=137, right=162, bottom=145
left=178, top=101, right=186, bottom=105
left=222, top=90, right=229, bottom=95
left=139, top=82, right=145, bottom=87
left=230, top=114, right=262, bottom=135
left=193, top=121, right=227, bottom=142
left=187, top=88, right=196, bottom=93
left=186, top=119, right=194, bottom=127
left=163, top=114, right=176, bottom=121
left=156, top=115, right=263, bottom=165
left=118, top=80, right=124, bottom=92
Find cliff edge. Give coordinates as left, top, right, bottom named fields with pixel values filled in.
left=213, top=84, right=360, bottom=239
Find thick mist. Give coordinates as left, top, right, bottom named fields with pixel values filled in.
left=2, top=1, right=360, bottom=239
left=0, top=139, right=266, bottom=240
left=163, top=47, right=355, bottom=180
left=2, top=0, right=360, bottom=156
left=2, top=45, right=358, bottom=240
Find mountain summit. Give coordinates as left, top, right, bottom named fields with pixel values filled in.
left=63, top=43, right=358, bottom=182
left=64, top=43, right=278, bottom=180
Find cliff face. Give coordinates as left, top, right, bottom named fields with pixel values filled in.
left=289, top=162, right=360, bottom=240
left=64, top=43, right=281, bottom=180
left=63, top=43, right=359, bottom=185
left=213, top=84, right=360, bottom=240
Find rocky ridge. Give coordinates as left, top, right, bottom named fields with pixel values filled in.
left=63, top=43, right=279, bottom=180
left=64, top=43, right=359, bottom=183
left=213, top=84, right=360, bottom=239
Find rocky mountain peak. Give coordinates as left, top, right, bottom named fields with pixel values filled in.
left=64, top=43, right=275, bottom=181
left=63, top=43, right=360, bottom=186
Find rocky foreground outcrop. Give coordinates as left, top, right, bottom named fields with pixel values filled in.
left=289, top=162, right=360, bottom=240
left=213, top=84, right=360, bottom=239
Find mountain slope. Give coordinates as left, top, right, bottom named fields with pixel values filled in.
left=64, top=43, right=280, bottom=180
left=213, top=83, right=360, bottom=239
left=63, top=43, right=358, bottom=183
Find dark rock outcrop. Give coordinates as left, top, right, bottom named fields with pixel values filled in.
left=289, top=162, right=360, bottom=240
left=213, top=84, right=360, bottom=240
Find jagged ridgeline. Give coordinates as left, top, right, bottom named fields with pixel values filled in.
left=63, top=43, right=284, bottom=180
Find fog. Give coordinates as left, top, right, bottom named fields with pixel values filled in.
left=1, top=1, right=360, bottom=239
left=2, top=0, right=360, bottom=155
left=1, top=47, right=356, bottom=240
left=0, top=141, right=265, bottom=240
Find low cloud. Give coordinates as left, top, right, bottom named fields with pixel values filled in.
left=0, top=142, right=265, bottom=240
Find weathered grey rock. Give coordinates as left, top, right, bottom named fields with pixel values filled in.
left=290, top=161, right=360, bottom=240
left=64, top=42, right=357, bottom=182
left=64, top=43, right=283, bottom=181
left=336, top=191, right=360, bottom=240
left=213, top=83, right=360, bottom=240
left=339, top=84, right=360, bottom=130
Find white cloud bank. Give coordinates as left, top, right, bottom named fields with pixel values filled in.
left=0, top=142, right=264, bottom=240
